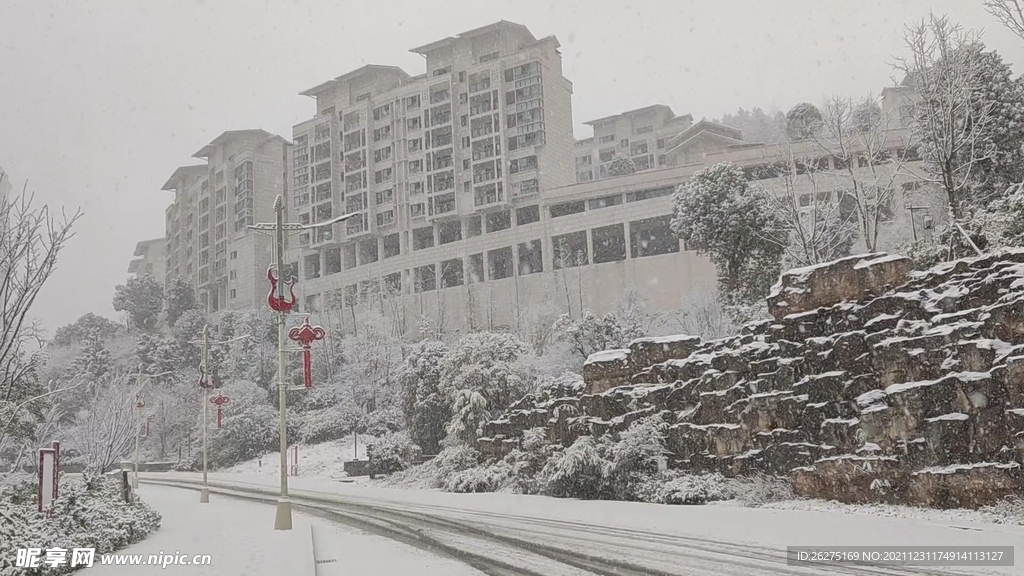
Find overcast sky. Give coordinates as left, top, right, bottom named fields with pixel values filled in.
left=2, top=0, right=1022, bottom=333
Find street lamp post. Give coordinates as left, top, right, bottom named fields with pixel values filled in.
left=190, top=326, right=250, bottom=503
left=249, top=194, right=352, bottom=531
left=132, top=367, right=173, bottom=489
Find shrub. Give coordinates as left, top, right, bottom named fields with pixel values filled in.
left=606, top=416, right=669, bottom=499
left=540, top=436, right=609, bottom=499
left=367, top=432, right=421, bottom=476
left=0, top=474, right=161, bottom=575
left=444, top=460, right=512, bottom=493
left=726, top=473, right=794, bottom=506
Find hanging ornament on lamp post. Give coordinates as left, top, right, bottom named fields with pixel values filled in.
left=210, top=394, right=230, bottom=429
left=288, top=317, right=326, bottom=388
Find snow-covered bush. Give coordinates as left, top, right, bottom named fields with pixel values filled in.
left=207, top=380, right=277, bottom=468
left=605, top=416, right=669, bottom=500
left=444, top=460, right=512, bottom=493
left=384, top=445, right=480, bottom=489
left=0, top=474, right=161, bottom=575
left=540, top=436, right=609, bottom=499
left=367, top=431, right=421, bottom=476
left=726, top=473, right=794, bottom=506
left=657, top=472, right=732, bottom=504
left=444, top=389, right=489, bottom=447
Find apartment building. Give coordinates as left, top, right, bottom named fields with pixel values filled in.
left=160, top=129, right=290, bottom=315
left=573, top=105, right=696, bottom=183
left=0, top=165, right=11, bottom=202
left=127, top=238, right=166, bottom=280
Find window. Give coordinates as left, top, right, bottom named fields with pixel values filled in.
left=599, top=148, right=615, bottom=163
left=374, top=168, right=393, bottom=184
left=636, top=126, right=653, bottom=134
left=432, top=67, right=451, bottom=77
left=383, top=233, right=401, bottom=258
left=405, top=95, right=421, bottom=111
left=314, top=162, right=331, bottom=181
left=592, top=224, right=627, bottom=263
left=487, top=247, right=514, bottom=280
left=439, top=220, right=462, bottom=244
left=356, top=92, right=371, bottom=102
left=466, top=253, right=484, bottom=283
left=553, top=231, right=589, bottom=268
left=408, top=138, right=422, bottom=153
left=230, top=250, right=237, bottom=260
left=625, top=186, right=675, bottom=202
left=411, top=203, right=425, bottom=218
left=440, top=258, right=464, bottom=288
left=407, top=116, right=422, bottom=131
left=344, top=130, right=365, bottom=152
left=229, top=270, right=236, bottom=280
left=373, top=126, right=392, bottom=142
left=588, top=194, right=622, bottom=210
left=657, top=138, right=667, bottom=149
left=486, top=210, right=511, bottom=233
left=431, top=104, right=452, bottom=127
left=294, top=189, right=310, bottom=207
left=325, top=246, right=341, bottom=275
left=415, top=264, right=436, bottom=292
left=413, top=226, right=434, bottom=250
left=620, top=139, right=629, bottom=148
left=510, top=156, right=538, bottom=174
left=376, top=209, right=395, bottom=227
left=630, top=215, right=680, bottom=258
left=346, top=171, right=366, bottom=192
left=550, top=200, right=586, bottom=218
left=466, top=216, right=482, bottom=237
left=430, top=86, right=450, bottom=102
left=631, top=141, right=649, bottom=156
left=384, top=272, right=402, bottom=294
left=230, top=289, right=236, bottom=299
left=576, top=156, right=592, bottom=168
left=513, top=179, right=538, bottom=197
left=517, top=240, right=543, bottom=275
left=374, top=146, right=392, bottom=163
left=410, top=181, right=424, bottom=196
left=359, top=238, right=379, bottom=264
left=375, top=188, right=394, bottom=205
left=343, top=243, right=357, bottom=270
left=599, top=135, right=615, bottom=144
left=373, top=103, right=391, bottom=121
left=516, top=205, right=540, bottom=225
left=479, top=51, right=499, bottom=63
left=314, top=182, right=332, bottom=202
left=577, top=170, right=593, bottom=183
left=314, top=123, right=331, bottom=141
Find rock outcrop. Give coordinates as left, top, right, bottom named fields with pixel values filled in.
left=479, top=250, right=1024, bottom=508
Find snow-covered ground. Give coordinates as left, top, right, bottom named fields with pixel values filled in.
left=84, top=483, right=481, bottom=576
left=220, top=435, right=373, bottom=479
left=145, top=471, right=1024, bottom=575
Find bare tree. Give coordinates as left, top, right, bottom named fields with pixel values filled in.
left=1, top=186, right=81, bottom=404
left=811, top=95, right=915, bottom=252
left=68, top=371, right=141, bottom=473
left=984, top=0, right=1024, bottom=43
left=894, top=14, right=997, bottom=222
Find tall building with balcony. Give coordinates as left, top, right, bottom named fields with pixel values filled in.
left=573, top=105, right=695, bottom=182
left=127, top=238, right=166, bottom=280
left=160, top=129, right=290, bottom=316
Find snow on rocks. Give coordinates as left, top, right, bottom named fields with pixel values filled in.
left=482, top=249, right=1024, bottom=509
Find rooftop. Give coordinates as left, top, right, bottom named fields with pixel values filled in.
left=410, top=20, right=536, bottom=55
left=160, top=165, right=207, bottom=191
left=299, top=64, right=413, bottom=98
left=584, top=104, right=676, bottom=126
left=193, top=129, right=280, bottom=158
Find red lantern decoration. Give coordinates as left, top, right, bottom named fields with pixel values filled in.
left=288, top=318, right=326, bottom=388
left=210, top=394, right=230, bottom=428
left=267, top=267, right=297, bottom=313
left=135, top=395, right=145, bottom=410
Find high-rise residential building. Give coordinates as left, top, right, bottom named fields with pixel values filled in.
left=127, top=238, right=166, bottom=280
left=0, top=165, right=12, bottom=202
left=160, top=129, right=290, bottom=316
left=573, top=105, right=695, bottom=182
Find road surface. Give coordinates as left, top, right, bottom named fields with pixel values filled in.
left=140, top=472, right=1024, bottom=576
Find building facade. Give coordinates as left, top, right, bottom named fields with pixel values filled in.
left=159, top=130, right=290, bottom=315
left=573, top=105, right=695, bottom=183
left=127, top=237, right=166, bottom=280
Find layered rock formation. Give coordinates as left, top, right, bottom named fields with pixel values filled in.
left=479, top=251, right=1024, bottom=508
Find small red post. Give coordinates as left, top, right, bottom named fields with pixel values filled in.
left=51, top=441, right=60, bottom=501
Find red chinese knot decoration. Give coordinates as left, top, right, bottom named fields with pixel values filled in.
left=288, top=318, right=326, bottom=388
left=210, top=394, right=230, bottom=428
left=267, top=267, right=297, bottom=313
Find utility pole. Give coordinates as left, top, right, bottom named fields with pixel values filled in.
left=190, top=326, right=250, bottom=504
left=249, top=195, right=352, bottom=531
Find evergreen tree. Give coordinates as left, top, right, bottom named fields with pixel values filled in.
left=112, top=274, right=164, bottom=331
left=164, top=275, right=198, bottom=327
left=73, top=329, right=111, bottom=380
left=608, top=154, right=637, bottom=177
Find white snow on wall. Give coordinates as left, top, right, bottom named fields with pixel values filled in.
left=583, top=348, right=629, bottom=366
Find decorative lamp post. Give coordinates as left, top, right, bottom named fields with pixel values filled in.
left=288, top=318, right=326, bottom=388
left=210, top=394, right=230, bottom=429
left=190, top=326, right=250, bottom=504
left=248, top=195, right=355, bottom=531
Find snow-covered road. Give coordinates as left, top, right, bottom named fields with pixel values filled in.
left=137, top=472, right=1024, bottom=576
left=82, top=483, right=482, bottom=576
